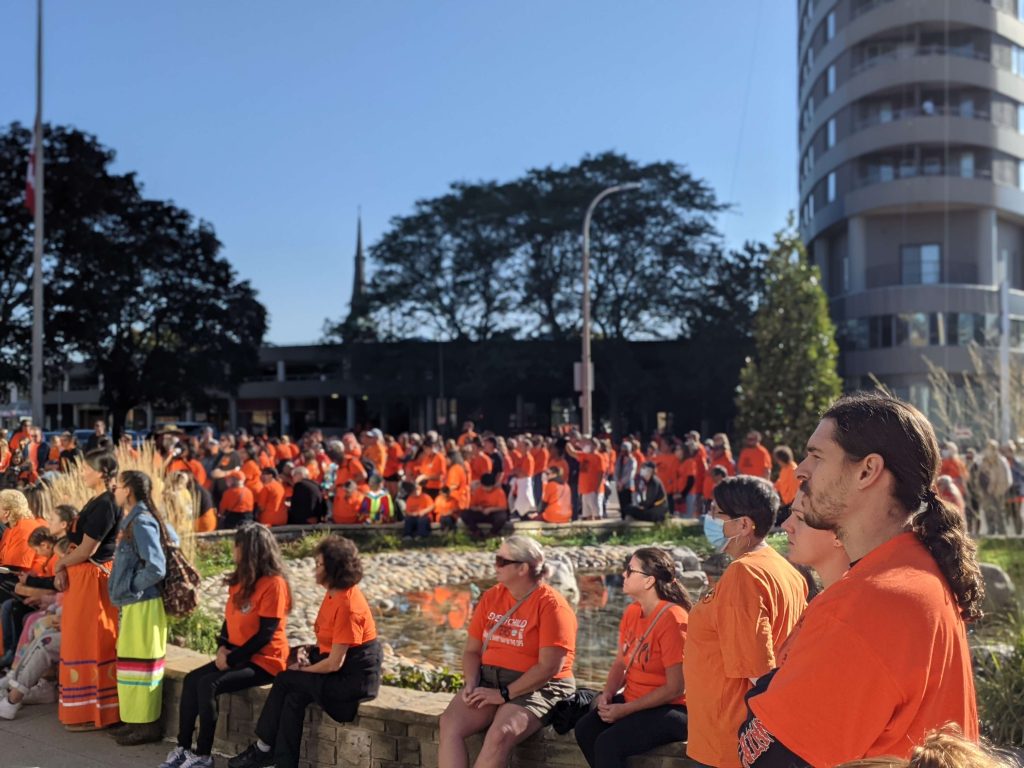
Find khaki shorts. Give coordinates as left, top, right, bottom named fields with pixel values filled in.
left=479, top=664, right=576, bottom=722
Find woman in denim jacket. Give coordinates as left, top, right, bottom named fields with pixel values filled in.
left=109, top=470, right=176, bottom=746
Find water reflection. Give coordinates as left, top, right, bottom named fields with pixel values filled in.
left=375, top=571, right=628, bottom=684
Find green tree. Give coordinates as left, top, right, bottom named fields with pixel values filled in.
left=735, top=220, right=841, bottom=451
left=0, top=123, right=267, bottom=432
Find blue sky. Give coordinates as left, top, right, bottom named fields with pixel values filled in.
left=1, top=1, right=796, bottom=344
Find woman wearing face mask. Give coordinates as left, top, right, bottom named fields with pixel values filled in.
left=683, top=476, right=807, bottom=768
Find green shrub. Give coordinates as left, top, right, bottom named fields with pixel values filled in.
left=194, top=538, right=235, bottom=578
left=168, top=610, right=222, bottom=656
left=977, top=616, right=1024, bottom=747
left=383, top=664, right=463, bottom=693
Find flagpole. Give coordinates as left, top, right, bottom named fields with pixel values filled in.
left=31, top=0, right=44, bottom=426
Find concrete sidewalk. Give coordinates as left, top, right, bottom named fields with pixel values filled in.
left=0, top=704, right=174, bottom=768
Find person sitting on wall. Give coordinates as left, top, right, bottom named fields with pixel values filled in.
left=460, top=473, right=509, bottom=539
left=401, top=481, right=434, bottom=539
left=358, top=475, right=395, bottom=524
left=622, top=462, right=669, bottom=523
left=539, top=466, right=572, bottom=524
left=218, top=472, right=255, bottom=530
left=288, top=467, right=325, bottom=526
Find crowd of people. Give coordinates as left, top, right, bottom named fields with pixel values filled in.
left=0, top=390, right=1014, bottom=768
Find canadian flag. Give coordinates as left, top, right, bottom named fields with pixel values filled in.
left=25, top=150, right=35, bottom=214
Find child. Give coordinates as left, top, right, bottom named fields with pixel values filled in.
left=359, top=475, right=395, bottom=524
left=0, top=528, right=60, bottom=669
left=433, top=487, right=458, bottom=532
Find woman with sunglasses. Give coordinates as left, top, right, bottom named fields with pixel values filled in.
left=439, top=534, right=577, bottom=768
left=574, top=547, right=691, bottom=767
left=683, top=476, right=807, bottom=768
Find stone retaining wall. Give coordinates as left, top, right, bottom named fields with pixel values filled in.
left=163, top=646, right=699, bottom=768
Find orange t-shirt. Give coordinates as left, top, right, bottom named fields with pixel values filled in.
left=383, top=443, right=403, bottom=478
left=548, top=458, right=569, bottom=484
left=747, top=533, right=978, bottom=767
left=620, top=601, right=688, bottom=705
left=468, top=583, right=576, bottom=678
left=187, top=459, right=208, bottom=487
left=0, top=518, right=47, bottom=570
left=774, top=462, right=799, bottom=506
left=257, top=481, right=287, bottom=527
left=242, top=460, right=264, bottom=496
left=468, top=453, right=493, bottom=483
left=332, top=490, right=366, bottom=524
left=540, top=482, right=572, bottom=524
left=456, top=430, right=477, bottom=447
left=417, top=453, right=447, bottom=490
left=404, top=493, right=434, bottom=518
left=653, top=453, right=680, bottom=494
left=313, top=586, right=377, bottom=655
left=676, top=457, right=699, bottom=496
left=433, top=493, right=458, bottom=522
left=738, top=445, right=773, bottom=478
left=225, top=575, right=290, bottom=675
left=577, top=453, right=604, bottom=495
left=364, top=443, right=386, bottom=476
left=530, top=446, right=549, bottom=475
left=683, top=547, right=807, bottom=768
left=219, top=486, right=254, bottom=514
left=703, top=453, right=736, bottom=499
left=470, top=486, right=507, bottom=510
left=446, top=463, right=470, bottom=509
left=511, top=450, right=534, bottom=478
left=335, top=455, right=369, bottom=489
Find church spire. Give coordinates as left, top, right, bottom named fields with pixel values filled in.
left=350, top=209, right=365, bottom=308
left=340, top=209, right=374, bottom=342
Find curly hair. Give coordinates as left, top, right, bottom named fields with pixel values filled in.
left=315, top=535, right=364, bottom=590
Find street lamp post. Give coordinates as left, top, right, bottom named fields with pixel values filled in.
left=580, top=182, right=641, bottom=436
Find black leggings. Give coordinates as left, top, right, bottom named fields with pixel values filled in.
left=178, top=661, right=273, bottom=756
left=574, top=696, right=688, bottom=768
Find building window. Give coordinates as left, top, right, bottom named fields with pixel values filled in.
left=1019, top=160, right=1024, bottom=190
left=827, top=65, right=836, bottom=94
left=960, top=152, right=974, bottom=178
left=901, top=244, right=941, bottom=285
left=1015, top=46, right=1024, bottom=76
left=827, top=117, right=836, bottom=148
left=1018, top=103, right=1024, bottom=133
left=826, top=11, right=836, bottom=41
left=827, top=172, right=837, bottom=202
left=879, top=101, right=893, bottom=123
left=841, top=251, right=850, bottom=292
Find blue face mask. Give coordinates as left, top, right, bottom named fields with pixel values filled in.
left=703, top=513, right=728, bottom=550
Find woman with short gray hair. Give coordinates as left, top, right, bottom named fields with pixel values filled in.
left=439, top=534, right=577, bottom=767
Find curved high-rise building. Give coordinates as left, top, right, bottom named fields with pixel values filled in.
left=798, top=0, right=1024, bottom=411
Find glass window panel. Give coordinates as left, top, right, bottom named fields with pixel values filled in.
left=909, top=313, right=929, bottom=347
left=958, top=313, right=975, bottom=346
left=960, top=97, right=974, bottom=118
left=945, top=312, right=959, bottom=345
left=921, top=244, right=941, bottom=283
left=880, top=163, right=895, bottom=182
left=930, top=313, right=944, bottom=346
left=827, top=172, right=837, bottom=202
left=826, top=11, right=835, bottom=41
left=827, top=118, right=836, bottom=148
left=827, top=65, right=836, bottom=94
left=960, top=152, right=975, bottom=178
left=894, top=315, right=910, bottom=346
left=974, top=313, right=987, bottom=345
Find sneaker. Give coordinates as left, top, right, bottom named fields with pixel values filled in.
left=0, top=695, right=22, bottom=720
left=158, top=746, right=190, bottom=768
left=228, top=742, right=275, bottom=768
left=180, top=754, right=214, bottom=768
left=22, top=679, right=56, bottom=705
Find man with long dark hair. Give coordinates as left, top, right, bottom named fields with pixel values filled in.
left=739, top=392, right=984, bottom=768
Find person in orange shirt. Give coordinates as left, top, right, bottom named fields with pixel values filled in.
left=456, top=420, right=478, bottom=448
left=741, top=394, right=984, bottom=768
left=433, top=487, right=459, bottom=532
left=256, top=468, right=287, bottom=527
left=574, top=547, right=691, bottom=767
left=219, top=474, right=255, bottom=530
left=529, top=437, right=550, bottom=513
left=0, top=489, right=47, bottom=581
left=939, top=441, right=968, bottom=496
left=467, top=440, right=493, bottom=490
left=684, top=431, right=707, bottom=517
left=462, top=474, right=508, bottom=539
left=684, top=476, right=807, bottom=768
left=702, top=433, right=735, bottom=505
left=566, top=438, right=605, bottom=520
left=414, top=440, right=447, bottom=498
left=772, top=445, right=799, bottom=521
left=8, top=419, right=31, bottom=458
left=229, top=535, right=381, bottom=768
left=649, top=442, right=679, bottom=506
left=241, top=445, right=264, bottom=497
left=382, top=436, right=404, bottom=496
left=360, top=429, right=386, bottom=478
left=737, top=431, right=773, bottom=480
left=539, top=467, right=572, bottom=524
left=402, top=481, right=434, bottom=538
left=445, top=450, right=470, bottom=511
left=164, top=524, right=292, bottom=768
left=439, top=535, right=576, bottom=768
left=331, top=480, right=365, bottom=525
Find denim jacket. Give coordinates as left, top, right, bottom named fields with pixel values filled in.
left=108, top=502, right=176, bottom=608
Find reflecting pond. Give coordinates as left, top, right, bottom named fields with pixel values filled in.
left=374, top=571, right=628, bottom=684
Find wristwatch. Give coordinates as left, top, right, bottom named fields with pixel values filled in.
left=499, top=684, right=511, bottom=702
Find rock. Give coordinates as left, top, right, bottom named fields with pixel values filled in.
left=678, top=570, right=708, bottom=596
left=979, top=563, right=1019, bottom=619
left=670, top=546, right=701, bottom=572
left=546, top=554, right=579, bottom=608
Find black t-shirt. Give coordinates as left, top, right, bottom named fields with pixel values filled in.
left=69, top=491, right=121, bottom=563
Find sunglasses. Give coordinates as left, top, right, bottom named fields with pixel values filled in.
left=495, top=555, right=523, bottom=568
left=622, top=558, right=651, bottom=578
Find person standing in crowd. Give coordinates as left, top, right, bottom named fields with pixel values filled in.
left=975, top=439, right=1011, bottom=535
left=737, top=431, right=772, bottom=480
left=160, top=524, right=291, bottom=768
left=109, top=470, right=172, bottom=746
left=614, top=441, right=638, bottom=515
left=85, top=420, right=107, bottom=452
left=936, top=474, right=967, bottom=521
left=467, top=438, right=493, bottom=491
left=684, top=476, right=807, bottom=768
left=939, top=441, right=968, bottom=497
left=508, top=437, right=536, bottom=518
left=228, top=536, right=381, bottom=768
left=701, top=434, right=735, bottom=513
left=621, top=462, right=669, bottom=523
left=574, top=547, right=690, bottom=768
left=218, top=473, right=255, bottom=530
left=529, top=437, right=549, bottom=513
left=999, top=440, right=1024, bottom=535
left=740, top=393, right=984, bottom=767
left=255, top=468, right=287, bottom=527
left=439, top=535, right=576, bottom=768
left=566, top=437, right=605, bottom=520
left=446, top=448, right=470, bottom=513
left=210, top=434, right=243, bottom=508
left=772, top=446, right=799, bottom=524
left=683, top=432, right=707, bottom=518
left=54, top=449, right=122, bottom=732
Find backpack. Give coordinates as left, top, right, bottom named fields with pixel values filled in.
left=155, top=515, right=202, bottom=617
